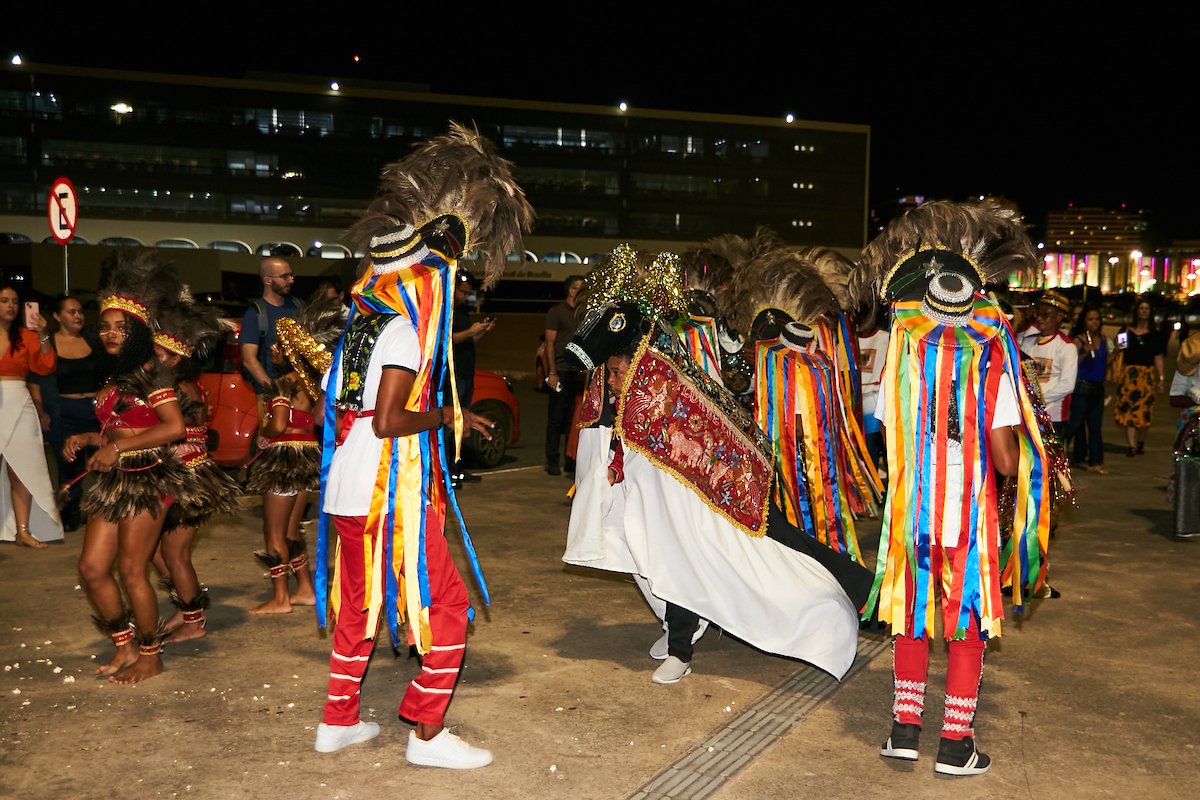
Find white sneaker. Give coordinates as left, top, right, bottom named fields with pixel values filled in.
left=314, top=721, right=381, bottom=753
left=649, top=619, right=710, bottom=660
left=651, top=656, right=692, bottom=685
left=406, top=729, right=493, bottom=769
left=649, top=630, right=670, bottom=660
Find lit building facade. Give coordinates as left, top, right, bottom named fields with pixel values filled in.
left=0, top=62, right=870, bottom=264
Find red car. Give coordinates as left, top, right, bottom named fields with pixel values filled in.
left=199, top=321, right=519, bottom=469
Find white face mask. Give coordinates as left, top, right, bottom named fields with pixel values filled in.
left=466, top=291, right=479, bottom=308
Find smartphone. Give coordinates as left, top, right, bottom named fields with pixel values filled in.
left=24, top=301, right=38, bottom=328
left=1116, top=331, right=1129, bottom=349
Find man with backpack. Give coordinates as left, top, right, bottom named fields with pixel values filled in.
left=240, top=256, right=303, bottom=391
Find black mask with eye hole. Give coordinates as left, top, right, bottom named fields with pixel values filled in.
left=565, top=302, right=650, bottom=372
left=749, top=307, right=794, bottom=344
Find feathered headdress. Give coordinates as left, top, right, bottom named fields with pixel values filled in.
left=727, top=245, right=840, bottom=341
left=348, top=121, right=534, bottom=289
left=850, top=200, right=1036, bottom=308
left=697, top=228, right=780, bottom=327
left=151, top=268, right=223, bottom=359
left=98, top=250, right=174, bottom=327
left=793, top=245, right=855, bottom=312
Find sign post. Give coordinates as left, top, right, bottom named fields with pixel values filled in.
left=47, top=176, right=79, bottom=293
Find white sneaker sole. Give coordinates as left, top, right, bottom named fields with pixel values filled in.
left=406, top=752, right=494, bottom=769
left=880, top=742, right=919, bottom=761
left=651, top=665, right=692, bottom=685
left=934, top=755, right=990, bottom=775
left=314, top=722, right=380, bottom=753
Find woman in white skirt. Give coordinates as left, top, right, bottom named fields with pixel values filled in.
left=0, top=285, right=62, bottom=548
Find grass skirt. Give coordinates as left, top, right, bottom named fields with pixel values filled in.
left=164, top=457, right=243, bottom=531
left=81, top=448, right=190, bottom=522
left=243, top=441, right=319, bottom=495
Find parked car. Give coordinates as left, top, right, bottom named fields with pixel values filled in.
left=198, top=320, right=519, bottom=469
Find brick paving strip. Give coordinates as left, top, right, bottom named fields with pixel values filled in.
left=628, top=632, right=891, bottom=800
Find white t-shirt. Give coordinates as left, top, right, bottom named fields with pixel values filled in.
left=857, top=328, right=890, bottom=416
left=322, top=316, right=421, bottom=516
left=1018, top=329, right=1078, bottom=422
left=875, top=366, right=1019, bottom=547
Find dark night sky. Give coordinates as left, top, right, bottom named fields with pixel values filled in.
left=5, top=13, right=1197, bottom=242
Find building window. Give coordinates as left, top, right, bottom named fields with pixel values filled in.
left=501, top=125, right=616, bottom=152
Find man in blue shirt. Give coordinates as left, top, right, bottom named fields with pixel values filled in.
left=240, top=257, right=301, bottom=391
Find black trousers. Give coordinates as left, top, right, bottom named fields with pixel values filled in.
left=544, top=371, right=584, bottom=465
left=665, top=602, right=702, bottom=662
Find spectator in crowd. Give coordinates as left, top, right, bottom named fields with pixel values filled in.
left=447, top=270, right=494, bottom=484
left=1019, top=290, right=1077, bottom=440
left=0, top=285, right=61, bottom=548
left=1067, top=307, right=1110, bottom=473
left=544, top=275, right=584, bottom=476
left=240, top=257, right=302, bottom=392
left=1114, top=297, right=1166, bottom=457
left=44, top=295, right=107, bottom=531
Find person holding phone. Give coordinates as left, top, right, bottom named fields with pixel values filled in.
left=0, top=285, right=61, bottom=549
left=447, top=270, right=493, bottom=483
left=1114, top=297, right=1166, bottom=457
left=1068, top=307, right=1110, bottom=473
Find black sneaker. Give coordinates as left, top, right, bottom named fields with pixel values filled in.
left=545, top=463, right=562, bottom=476
left=934, top=736, right=990, bottom=776
left=880, top=721, right=920, bottom=761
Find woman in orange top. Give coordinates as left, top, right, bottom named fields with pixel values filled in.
left=0, top=284, right=61, bottom=549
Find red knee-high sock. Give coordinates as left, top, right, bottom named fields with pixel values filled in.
left=891, top=634, right=929, bottom=726
left=942, top=616, right=986, bottom=740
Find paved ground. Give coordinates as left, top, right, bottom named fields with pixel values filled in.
left=1, top=327, right=1198, bottom=799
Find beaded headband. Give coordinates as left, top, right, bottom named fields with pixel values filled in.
left=152, top=331, right=193, bottom=357
left=101, top=294, right=150, bottom=324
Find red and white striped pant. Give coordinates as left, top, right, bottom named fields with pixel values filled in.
left=322, top=514, right=470, bottom=728
left=891, top=542, right=987, bottom=740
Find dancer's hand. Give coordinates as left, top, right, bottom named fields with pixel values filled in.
left=462, top=409, right=495, bottom=440
left=87, top=442, right=120, bottom=473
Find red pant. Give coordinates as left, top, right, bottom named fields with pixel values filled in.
left=891, top=543, right=987, bottom=740
left=322, top=514, right=470, bottom=727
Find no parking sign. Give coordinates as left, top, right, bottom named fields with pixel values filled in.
left=47, top=176, right=78, bottom=244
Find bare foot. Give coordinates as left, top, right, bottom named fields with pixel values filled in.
left=248, top=597, right=293, bottom=615
left=96, top=645, right=138, bottom=677
left=160, top=610, right=184, bottom=635
left=165, top=622, right=207, bottom=644
left=289, top=589, right=316, bottom=606
left=109, top=653, right=162, bottom=685
left=15, top=530, right=48, bottom=550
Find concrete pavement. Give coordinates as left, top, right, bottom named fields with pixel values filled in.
left=1, top=361, right=1198, bottom=799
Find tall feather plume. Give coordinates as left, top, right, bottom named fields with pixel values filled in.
left=150, top=264, right=223, bottom=358
left=696, top=227, right=781, bottom=325
left=850, top=200, right=1037, bottom=308
left=726, top=244, right=839, bottom=338
left=792, top=245, right=855, bottom=311
left=297, top=290, right=347, bottom=349
left=349, top=121, right=534, bottom=289
left=98, top=250, right=175, bottom=326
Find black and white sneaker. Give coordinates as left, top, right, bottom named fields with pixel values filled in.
left=934, top=736, right=991, bottom=776
left=880, top=721, right=920, bottom=761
